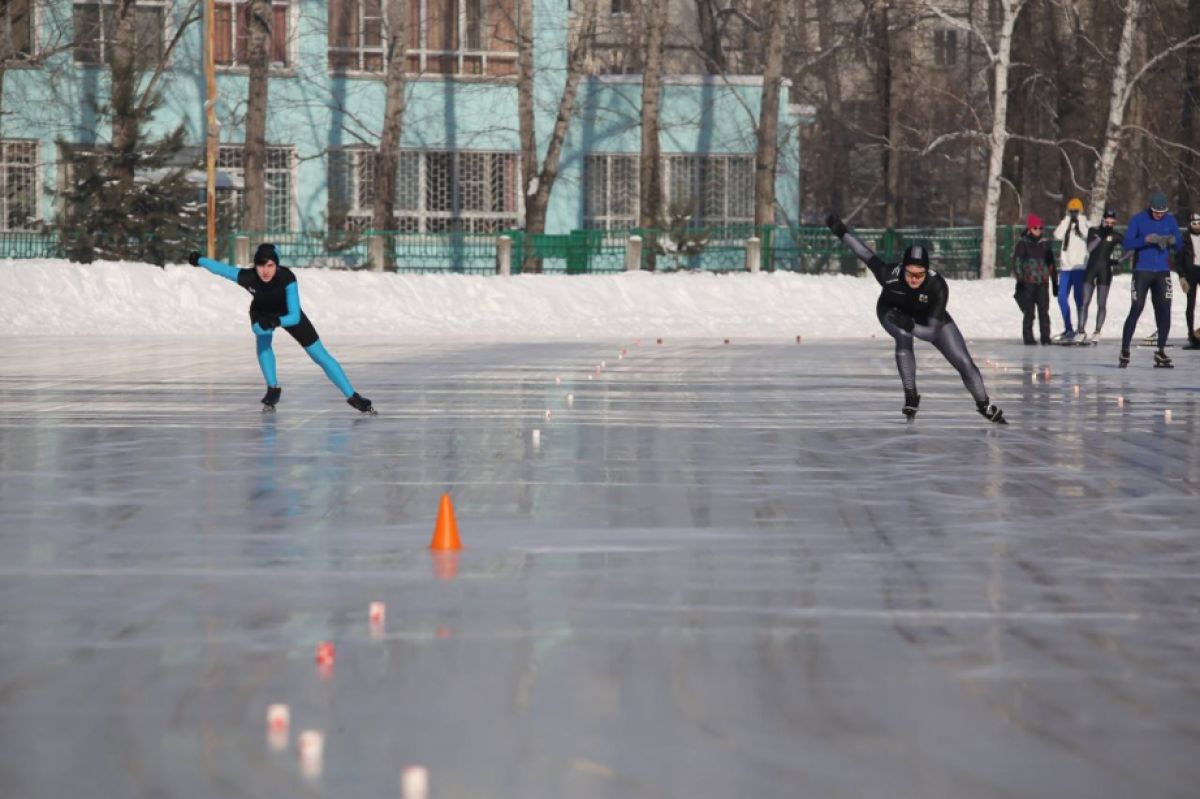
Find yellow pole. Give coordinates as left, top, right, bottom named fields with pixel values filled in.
left=204, top=0, right=218, bottom=258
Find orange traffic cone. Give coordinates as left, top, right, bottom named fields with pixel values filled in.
left=430, top=493, right=462, bottom=551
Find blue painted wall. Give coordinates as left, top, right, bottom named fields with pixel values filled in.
left=2, top=0, right=802, bottom=233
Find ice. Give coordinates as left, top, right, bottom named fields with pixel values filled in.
left=0, top=336, right=1198, bottom=798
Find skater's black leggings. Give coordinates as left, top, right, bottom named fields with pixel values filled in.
left=1079, top=276, right=1111, bottom=335
left=878, top=307, right=988, bottom=404
left=1184, top=272, right=1198, bottom=340
left=1120, top=270, right=1172, bottom=351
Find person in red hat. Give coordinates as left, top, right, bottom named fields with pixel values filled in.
left=1010, top=214, right=1057, bottom=345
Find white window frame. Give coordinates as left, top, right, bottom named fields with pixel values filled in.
left=213, top=0, right=295, bottom=70
left=329, top=147, right=521, bottom=233
left=408, top=0, right=518, bottom=77
left=217, top=144, right=296, bottom=231
left=72, top=0, right=167, bottom=66
left=0, top=140, right=40, bottom=231
left=328, top=0, right=387, bottom=73
left=2, top=0, right=36, bottom=60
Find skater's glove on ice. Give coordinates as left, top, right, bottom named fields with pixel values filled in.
left=825, top=213, right=847, bottom=239
left=188, top=250, right=201, bottom=266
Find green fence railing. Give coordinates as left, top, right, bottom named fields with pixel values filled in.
left=3, top=225, right=1046, bottom=278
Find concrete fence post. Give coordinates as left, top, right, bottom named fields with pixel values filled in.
left=745, top=237, right=761, bottom=273
left=625, top=235, right=643, bottom=272
left=368, top=235, right=385, bottom=272
left=235, top=235, right=250, bottom=266
left=497, top=235, right=512, bottom=276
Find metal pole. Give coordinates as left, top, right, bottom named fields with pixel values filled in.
left=204, top=0, right=218, bottom=258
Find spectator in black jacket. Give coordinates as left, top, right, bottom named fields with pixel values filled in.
left=1177, top=211, right=1200, bottom=349
left=1010, top=214, right=1058, bottom=345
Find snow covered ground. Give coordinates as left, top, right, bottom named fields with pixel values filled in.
left=1, top=336, right=1198, bottom=798
left=2, top=259, right=1191, bottom=341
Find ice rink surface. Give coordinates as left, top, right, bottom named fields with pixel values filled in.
left=1, top=335, right=1198, bottom=799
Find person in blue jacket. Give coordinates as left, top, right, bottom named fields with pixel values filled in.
left=188, top=243, right=375, bottom=412
left=1119, top=192, right=1184, bottom=368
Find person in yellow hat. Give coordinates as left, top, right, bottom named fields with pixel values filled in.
left=1052, top=198, right=1091, bottom=340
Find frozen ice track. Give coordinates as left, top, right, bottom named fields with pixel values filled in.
left=0, top=336, right=1198, bottom=798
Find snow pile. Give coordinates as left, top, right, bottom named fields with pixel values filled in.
left=0, top=259, right=1181, bottom=341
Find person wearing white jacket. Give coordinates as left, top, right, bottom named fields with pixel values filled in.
left=1053, top=198, right=1092, bottom=340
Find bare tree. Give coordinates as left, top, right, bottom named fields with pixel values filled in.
left=639, top=0, right=666, bottom=238
left=371, top=0, right=409, bottom=258
left=517, top=0, right=599, bottom=272
left=754, top=0, right=786, bottom=227
left=1180, top=0, right=1200, bottom=210
left=243, top=0, right=273, bottom=232
left=695, top=0, right=728, bottom=73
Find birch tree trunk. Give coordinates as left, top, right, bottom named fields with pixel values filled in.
left=1087, top=0, right=1141, bottom=218
left=979, top=0, right=1025, bottom=279
left=372, top=0, right=409, bottom=265
left=639, top=1, right=665, bottom=240
left=1179, top=0, right=1200, bottom=210
left=243, top=0, right=272, bottom=233
left=753, top=0, right=786, bottom=229
left=517, top=0, right=597, bottom=272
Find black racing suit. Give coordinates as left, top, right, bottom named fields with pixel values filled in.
left=1079, top=225, right=1122, bottom=336
left=1010, top=232, right=1057, bottom=344
left=839, top=231, right=989, bottom=404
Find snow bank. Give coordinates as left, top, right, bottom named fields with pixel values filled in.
left=0, top=259, right=1182, bottom=341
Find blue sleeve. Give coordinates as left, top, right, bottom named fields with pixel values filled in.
left=279, top=282, right=302, bottom=328
left=198, top=256, right=241, bottom=283
left=1123, top=216, right=1146, bottom=252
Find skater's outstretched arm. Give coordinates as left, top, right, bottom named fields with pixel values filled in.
left=189, top=251, right=241, bottom=282
left=825, top=213, right=890, bottom=284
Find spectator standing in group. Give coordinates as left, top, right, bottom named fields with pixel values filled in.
left=1011, top=214, right=1057, bottom=345
left=1177, top=211, right=1200, bottom=350
left=1078, top=207, right=1123, bottom=341
left=1053, top=198, right=1091, bottom=340
left=1119, top=192, right=1183, bottom=368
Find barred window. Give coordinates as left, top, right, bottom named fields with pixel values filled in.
left=584, top=154, right=638, bottom=230
left=667, top=154, right=754, bottom=227
left=586, top=153, right=755, bottom=230
left=73, top=0, right=165, bottom=66
left=214, top=1, right=291, bottom=68
left=217, top=145, right=295, bottom=231
left=329, top=148, right=519, bottom=233
left=1, top=141, right=38, bottom=231
left=330, top=0, right=518, bottom=76
left=3, top=0, right=34, bottom=59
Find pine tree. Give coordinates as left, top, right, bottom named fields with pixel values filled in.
left=55, top=43, right=210, bottom=266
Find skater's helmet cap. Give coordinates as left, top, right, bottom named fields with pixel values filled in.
left=254, top=243, right=280, bottom=265
left=1026, top=214, right=1043, bottom=229
left=1148, top=192, right=1169, bottom=212
left=1103, top=208, right=1118, bottom=220
left=902, top=244, right=929, bottom=270
left=1189, top=212, right=1200, bottom=224
left=1067, top=198, right=1084, bottom=212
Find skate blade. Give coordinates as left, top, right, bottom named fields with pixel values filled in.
left=262, top=405, right=276, bottom=412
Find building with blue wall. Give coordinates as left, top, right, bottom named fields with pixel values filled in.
left=1, top=0, right=806, bottom=250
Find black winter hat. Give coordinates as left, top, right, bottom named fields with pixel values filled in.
left=253, top=243, right=280, bottom=265
left=1189, top=212, right=1200, bottom=224
left=1103, top=208, right=1118, bottom=219
left=902, top=243, right=930, bottom=269
left=1149, top=192, right=1169, bottom=212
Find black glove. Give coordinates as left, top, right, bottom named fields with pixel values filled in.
left=1051, top=280, right=1059, bottom=298
left=257, top=315, right=281, bottom=331
left=825, top=213, right=847, bottom=239
left=188, top=250, right=201, bottom=266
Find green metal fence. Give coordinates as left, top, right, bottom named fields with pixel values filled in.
left=0, top=232, right=64, bottom=259
left=2, top=225, right=1045, bottom=278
